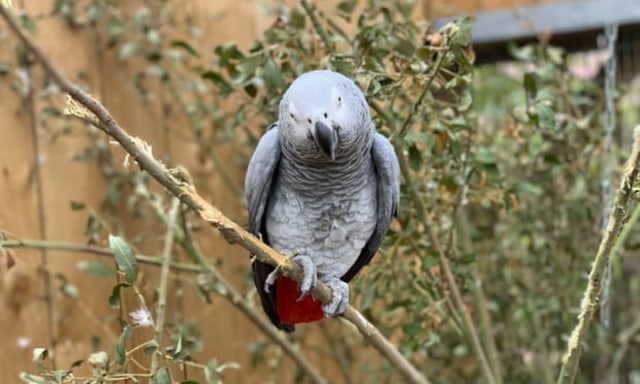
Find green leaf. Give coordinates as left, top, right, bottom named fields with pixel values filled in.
left=118, top=42, right=137, bottom=62
left=422, top=252, right=439, bottom=270
left=52, top=370, right=70, bottom=384
left=201, top=70, right=233, bottom=96
left=363, top=55, right=386, bottom=73
left=69, top=201, right=86, bottom=211
left=108, top=235, right=138, bottom=285
left=335, top=0, right=357, bottom=19
left=108, top=282, right=130, bottom=309
left=515, top=182, right=544, bottom=197
left=243, top=83, right=257, bottom=98
left=329, top=54, right=355, bottom=76
left=408, top=145, right=423, bottom=171
left=146, top=29, right=161, bottom=47
left=19, top=372, right=48, bottom=384
left=204, top=360, right=221, bottom=384
left=234, top=55, right=262, bottom=84
left=546, top=46, right=564, bottom=66
left=482, top=163, right=501, bottom=183
left=214, top=43, right=244, bottom=68
left=535, top=102, right=555, bottom=129
left=77, top=261, right=117, bottom=277
left=115, top=325, right=133, bottom=366
left=171, top=40, right=199, bottom=57
left=508, top=42, right=536, bottom=61
left=415, top=46, right=433, bottom=63
left=146, top=64, right=167, bottom=80
left=528, top=132, right=545, bottom=156
left=289, top=7, right=306, bottom=29
left=61, top=283, right=79, bottom=299
left=523, top=72, right=537, bottom=98
left=32, top=348, right=48, bottom=371
left=262, top=56, right=284, bottom=90
left=87, top=351, right=109, bottom=370
left=172, top=330, right=184, bottom=358
left=459, top=252, right=476, bottom=264
left=152, top=367, right=172, bottom=384
left=475, top=146, right=496, bottom=164
left=18, top=14, right=37, bottom=33
left=451, top=16, right=473, bottom=46
left=402, top=322, right=422, bottom=337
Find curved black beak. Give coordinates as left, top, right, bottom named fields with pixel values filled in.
left=313, top=121, right=338, bottom=161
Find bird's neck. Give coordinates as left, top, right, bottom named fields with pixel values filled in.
left=279, top=141, right=374, bottom=189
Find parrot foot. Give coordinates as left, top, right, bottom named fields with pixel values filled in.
left=263, top=255, right=318, bottom=301
left=291, top=255, right=318, bottom=301
left=321, top=276, right=350, bottom=317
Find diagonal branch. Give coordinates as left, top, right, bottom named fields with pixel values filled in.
left=557, top=126, right=640, bottom=383
left=0, top=7, right=429, bottom=384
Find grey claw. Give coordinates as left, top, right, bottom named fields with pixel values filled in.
left=291, top=255, right=317, bottom=301
left=264, top=268, right=280, bottom=293
left=322, top=276, right=349, bottom=317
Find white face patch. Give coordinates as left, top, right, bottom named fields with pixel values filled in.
left=287, top=101, right=309, bottom=140
left=331, top=86, right=343, bottom=108
left=288, top=100, right=300, bottom=122
left=328, top=86, right=349, bottom=128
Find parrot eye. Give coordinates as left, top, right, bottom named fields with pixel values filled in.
left=338, top=96, right=342, bottom=103
left=290, top=113, right=295, bottom=119
left=323, top=112, right=328, bottom=118
left=307, top=118, right=312, bottom=124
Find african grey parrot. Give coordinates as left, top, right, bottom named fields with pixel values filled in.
left=244, top=69, right=400, bottom=332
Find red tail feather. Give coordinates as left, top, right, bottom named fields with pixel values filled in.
left=275, top=276, right=324, bottom=324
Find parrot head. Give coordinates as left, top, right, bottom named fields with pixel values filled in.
left=278, top=70, right=371, bottom=162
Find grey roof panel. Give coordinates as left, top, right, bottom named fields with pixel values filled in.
left=434, top=0, right=640, bottom=44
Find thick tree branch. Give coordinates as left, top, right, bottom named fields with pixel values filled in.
left=0, top=7, right=429, bottom=384
left=557, top=126, right=640, bottom=384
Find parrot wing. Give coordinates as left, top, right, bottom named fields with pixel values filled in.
left=244, top=123, right=294, bottom=331
left=341, top=131, right=400, bottom=282
left=245, top=123, right=280, bottom=236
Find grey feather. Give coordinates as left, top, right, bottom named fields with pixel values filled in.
left=244, top=123, right=280, bottom=236
left=342, top=130, right=400, bottom=282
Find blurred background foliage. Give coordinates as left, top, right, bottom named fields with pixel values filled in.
left=3, top=0, right=640, bottom=383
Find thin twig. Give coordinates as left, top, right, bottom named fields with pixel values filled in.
left=0, top=238, right=198, bottom=272
left=610, top=310, right=640, bottom=383
left=300, top=0, right=331, bottom=47
left=19, top=36, right=57, bottom=368
left=557, top=126, right=640, bottom=384
left=396, top=40, right=450, bottom=139
left=454, top=209, right=503, bottom=383
left=150, top=198, right=180, bottom=376
left=319, top=322, right=355, bottom=384
left=396, top=144, right=496, bottom=384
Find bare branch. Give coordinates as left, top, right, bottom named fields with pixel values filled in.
left=557, top=126, right=640, bottom=383
left=0, top=7, right=429, bottom=384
